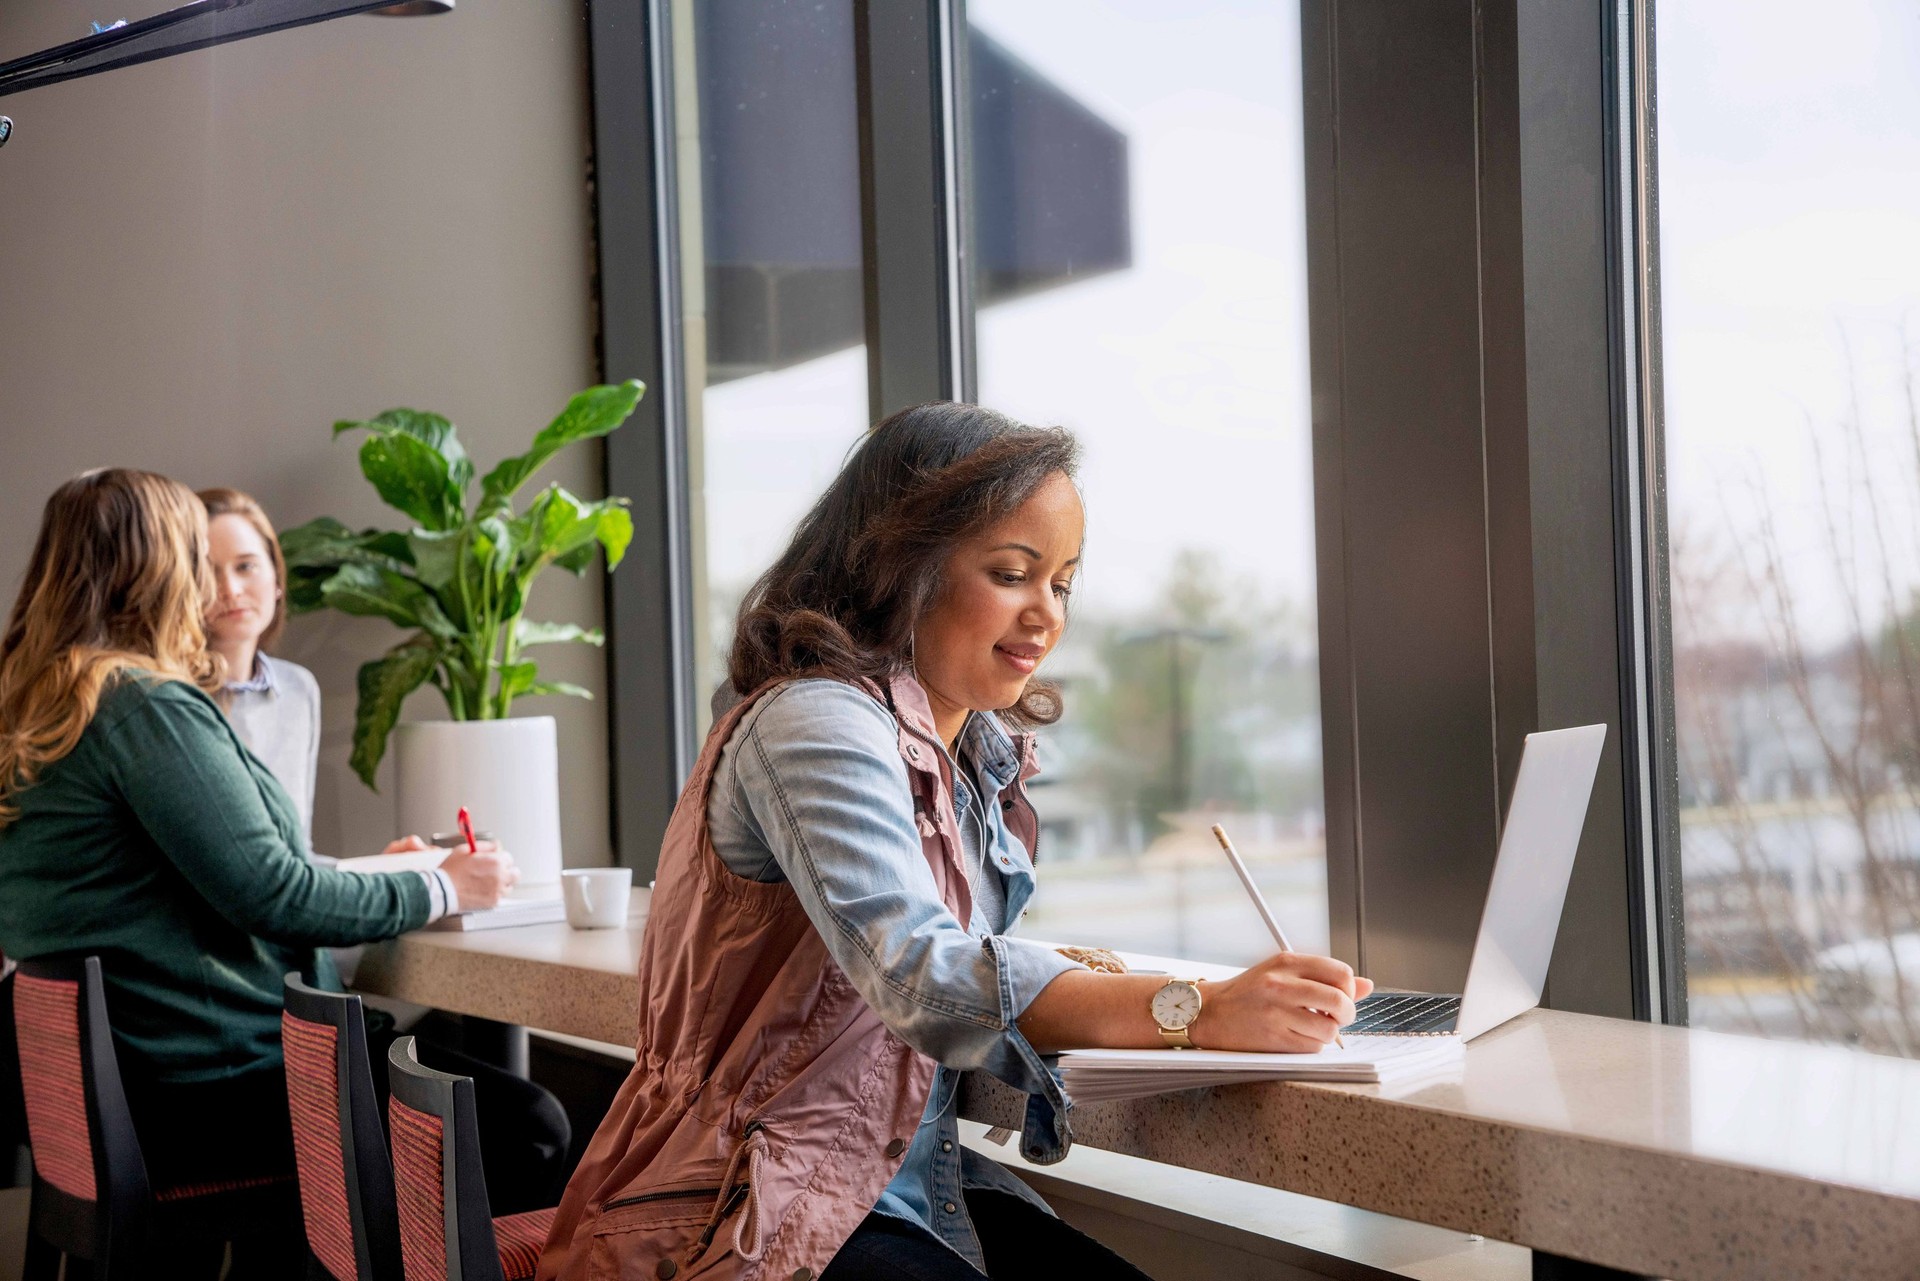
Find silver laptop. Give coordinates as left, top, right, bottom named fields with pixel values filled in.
left=1345, top=723, right=1608, bottom=1042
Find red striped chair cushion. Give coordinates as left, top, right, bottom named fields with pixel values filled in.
left=13, top=974, right=95, bottom=1201
left=283, top=1012, right=359, bottom=1281
left=492, top=1206, right=556, bottom=1280
left=389, top=1098, right=448, bottom=1281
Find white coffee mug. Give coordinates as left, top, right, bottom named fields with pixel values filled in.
left=562, top=868, right=634, bottom=929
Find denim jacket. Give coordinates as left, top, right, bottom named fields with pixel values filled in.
left=708, top=679, right=1081, bottom=1269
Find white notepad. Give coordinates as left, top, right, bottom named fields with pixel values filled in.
left=1057, top=1035, right=1465, bottom=1103
left=335, top=853, right=566, bottom=931
left=334, top=849, right=448, bottom=875
left=423, top=885, right=567, bottom=932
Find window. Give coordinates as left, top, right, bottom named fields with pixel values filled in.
left=1657, top=0, right=1920, bottom=1053
left=966, top=1, right=1323, bottom=964
left=675, top=0, right=870, bottom=737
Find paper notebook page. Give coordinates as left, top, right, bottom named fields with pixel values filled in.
left=336, top=849, right=449, bottom=875
left=1066, top=1063, right=1468, bottom=1103
left=1059, top=1037, right=1458, bottom=1072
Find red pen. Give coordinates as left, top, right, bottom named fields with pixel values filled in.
left=457, top=806, right=478, bottom=855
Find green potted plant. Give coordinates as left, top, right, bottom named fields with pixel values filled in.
left=279, top=379, right=644, bottom=887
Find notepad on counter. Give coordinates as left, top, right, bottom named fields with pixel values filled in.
left=1057, top=1035, right=1465, bottom=1103
left=424, top=885, right=567, bottom=932
left=335, top=849, right=449, bottom=876
left=334, top=852, right=567, bottom=931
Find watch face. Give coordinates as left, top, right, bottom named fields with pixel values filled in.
left=1151, top=981, right=1201, bottom=1030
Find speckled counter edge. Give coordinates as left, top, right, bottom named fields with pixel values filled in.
left=960, top=1074, right=1920, bottom=1280
left=354, top=940, right=638, bottom=1048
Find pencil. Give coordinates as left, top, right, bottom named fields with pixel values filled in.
left=1211, top=823, right=1344, bottom=1048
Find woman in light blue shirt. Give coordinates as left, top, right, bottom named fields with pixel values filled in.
left=200, top=490, right=325, bottom=837
left=197, top=486, right=571, bottom=1214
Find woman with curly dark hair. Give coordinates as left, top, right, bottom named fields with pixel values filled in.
left=544, top=403, right=1370, bottom=1281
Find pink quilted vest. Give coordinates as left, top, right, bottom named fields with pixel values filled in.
left=538, top=675, right=1041, bottom=1281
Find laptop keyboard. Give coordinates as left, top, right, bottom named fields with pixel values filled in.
left=1347, top=992, right=1462, bottom=1036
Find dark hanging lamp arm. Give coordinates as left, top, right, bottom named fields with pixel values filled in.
left=0, top=0, right=447, bottom=101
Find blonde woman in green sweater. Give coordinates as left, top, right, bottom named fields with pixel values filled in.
left=0, top=469, right=515, bottom=1277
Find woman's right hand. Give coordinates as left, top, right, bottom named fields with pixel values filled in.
left=1190, top=952, right=1374, bottom=1053
left=439, top=842, right=517, bottom=911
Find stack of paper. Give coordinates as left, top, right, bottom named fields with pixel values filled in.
left=425, top=885, right=567, bottom=932
left=1057, top=1035, right=1465, bottom=1103
left=336, top=849, right=448, bottom=875
left=336, top=853, right=568, bottom=932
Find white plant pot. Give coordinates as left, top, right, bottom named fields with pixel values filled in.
left=392, top=717, right=563, bottom=890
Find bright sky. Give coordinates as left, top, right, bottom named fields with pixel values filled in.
left=1659, top=0, right=1920, bottom=646
left=698, top=0, right=1314, bottom=626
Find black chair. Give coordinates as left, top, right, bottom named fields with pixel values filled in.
left=282, top=972, right=405, bottom=1281
left=11, top=954, right=297, bottom=1279
left=384, top=1036, right=555, bottom=1281
left=1, top=965, right=33, bottom=1189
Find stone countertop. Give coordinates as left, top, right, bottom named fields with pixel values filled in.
left=963, top=1006, right=1920, bottom=1280
left=354, top=925, right=1920, bottom=1279
left=352, top=903, right=644, bottom=1047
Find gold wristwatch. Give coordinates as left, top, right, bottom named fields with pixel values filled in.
left=1150, top=978, right=1204, bottom=1049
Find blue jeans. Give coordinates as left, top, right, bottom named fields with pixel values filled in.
left=821, top=1187, right=1156, bottom=1281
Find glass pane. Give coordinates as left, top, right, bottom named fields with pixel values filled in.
left=967, top=1, right=1323, bottom=965
left=676, top=0, right=869, bottom=738
left=1659, top=0, right=1920, bottom=1053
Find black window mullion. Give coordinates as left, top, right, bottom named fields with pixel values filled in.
left=1615, top=0, right=1686, bottom=1023
left=1301, top=0, right=1663, bottom=1020
left=854, top=0, right=969, bottom=417
left=589, top=0, right=696, bottom=877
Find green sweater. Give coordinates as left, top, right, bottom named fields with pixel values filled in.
left=0, top=673, right=428, bottom=1085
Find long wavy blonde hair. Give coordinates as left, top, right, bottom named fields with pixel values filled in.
left=0, top=469, right=224, bottom=828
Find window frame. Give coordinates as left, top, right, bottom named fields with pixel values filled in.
left=588, top=0, right=698, bottom=876
left=591, top=0, right=1684, bottom=1024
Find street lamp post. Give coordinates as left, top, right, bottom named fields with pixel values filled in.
left=1118, top=624, right=1228, bottom=955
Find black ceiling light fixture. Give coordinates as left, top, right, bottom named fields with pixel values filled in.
left=0, top=0, right=453, bottom=137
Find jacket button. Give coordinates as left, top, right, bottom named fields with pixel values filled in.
left=655, top=1261, right=678, bottom=1280
left=1002, top=799, right=1014, bottom=811
left=792, top=1271, right=814, bottom=1281
left=884, top=1138, right=906, bottom=1158
left=906, top=744, right=920, bottom=760
left=943, top=1201, right=958, bottom=1214
left=940, top=1139, right=953, bottom=1153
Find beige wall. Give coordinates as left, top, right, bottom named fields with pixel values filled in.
left=0, top=1, right=614, bottom=866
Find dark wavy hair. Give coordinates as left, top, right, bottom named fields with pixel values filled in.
left=728, top=401, right=1081, bottom=726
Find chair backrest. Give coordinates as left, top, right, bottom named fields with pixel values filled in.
left=385, top=1036, right=505, bottom=1281
left=282, top=973, right=403, bottom=1281
left=12, top=955, right=149, bottom=1264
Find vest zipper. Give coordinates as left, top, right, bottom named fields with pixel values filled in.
left=683, top=1183, right=750, bottom=1260
left=602, top=1184, right=743, bottom=1213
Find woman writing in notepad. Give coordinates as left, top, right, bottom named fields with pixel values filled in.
left=195, top=485, right=572, bottom=1211
left=544, top=404, right=1376, bottom=1281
